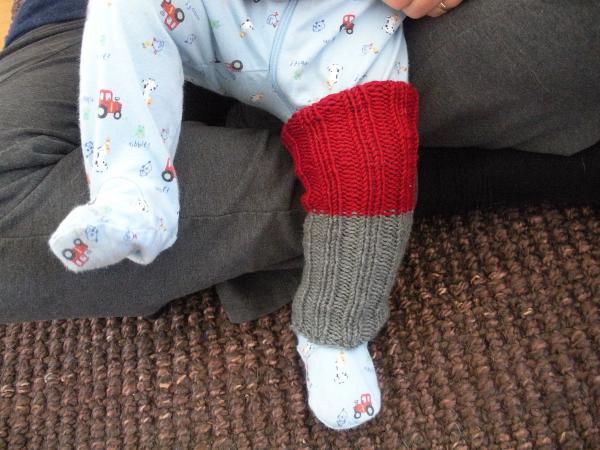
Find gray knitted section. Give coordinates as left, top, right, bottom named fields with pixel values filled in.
left=290, top=212, right=413, bottom=348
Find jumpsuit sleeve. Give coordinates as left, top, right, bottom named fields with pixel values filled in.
left=79, top=0, right=185, bottom=200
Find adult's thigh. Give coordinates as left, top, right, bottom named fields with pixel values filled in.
left=0, top=20, right=305, bottom=323
left=406, top=0, right=600, bottom=155
left=0, top=20, right=85, bottom=227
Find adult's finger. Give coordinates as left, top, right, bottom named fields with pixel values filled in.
left=401, top=0, right=439, bottom=18
left=383, top=0, right=464, bottom=19
left=381, top=0, right=414, bottom=11
left=426, top=0, right=463, bottom=17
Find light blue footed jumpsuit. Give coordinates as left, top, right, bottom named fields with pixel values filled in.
left=68, top=0, right=409, bottom=267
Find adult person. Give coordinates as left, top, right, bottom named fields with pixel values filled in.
left=1, top=0, right=599, bottom=326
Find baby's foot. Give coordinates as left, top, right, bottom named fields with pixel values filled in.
left=48, top=178, right=175, bottom=272
left=296, top=333, right=381, bottom=430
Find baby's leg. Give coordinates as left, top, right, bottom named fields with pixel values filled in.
left=49, top=0, right=190, bottom=271
left=288, top=80, right=418, bottom=430
left=274, top=5, right=417, bottom=429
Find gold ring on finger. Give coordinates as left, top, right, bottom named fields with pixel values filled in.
left=437, top=1, right=449, bottom=12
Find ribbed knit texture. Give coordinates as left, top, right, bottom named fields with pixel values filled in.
left=282, top=80, right=419, bottom=217
left=282, top=81, right=419, bottom=347
left=292, top=213, right=413, bottom=347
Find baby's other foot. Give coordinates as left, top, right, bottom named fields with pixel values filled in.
left=49, top=179, right=175, bottom=272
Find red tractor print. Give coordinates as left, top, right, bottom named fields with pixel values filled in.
left=62, top=238, right=91, bottom=267
left=98, top=89, right=122, bottom=119
left=340, top=14, right=356, bottom=34
left=161, top=158, right=176, bottom=182
left=226, top=59, right=244, bottom=72
left=353, top=393, right=375, bottom=419
left=213, top=58, right=243, bottom=81
left=161, top=0, right=185, bottom=31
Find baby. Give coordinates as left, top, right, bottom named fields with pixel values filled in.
left=49, top=0, right=419, bottom=430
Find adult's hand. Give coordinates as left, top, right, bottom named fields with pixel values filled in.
left=383, top=0, right=464, bottom=18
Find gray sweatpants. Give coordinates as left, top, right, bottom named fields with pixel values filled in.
left=1, top=0, right=599, bottom=325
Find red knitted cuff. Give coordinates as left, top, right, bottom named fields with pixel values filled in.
left=281, top=80, right=419, bottom=217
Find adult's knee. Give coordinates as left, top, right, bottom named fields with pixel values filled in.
left=406, top=0, right=600, bottom=154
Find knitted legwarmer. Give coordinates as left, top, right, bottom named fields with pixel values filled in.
left=282, top=81, right=419, bottom=348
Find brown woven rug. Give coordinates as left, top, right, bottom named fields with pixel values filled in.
left=0, top=204, right=598, bottom=449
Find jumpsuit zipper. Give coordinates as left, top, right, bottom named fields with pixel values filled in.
left=268, top=0, right=299, bottom=115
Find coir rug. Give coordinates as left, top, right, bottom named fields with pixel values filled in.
left=0, top=204, right=598, bottom=449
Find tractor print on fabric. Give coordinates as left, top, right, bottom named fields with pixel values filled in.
left=227, top=60, right=244, bottom=72
left=162, top=158, right=176, bottom=182
left=98, top=89, right=122, bottom=119
left=61, top=238, right=91, bottom=267
left=353, top=393, right=375, bottom=419
left=160, top=0, right=185, bottom=31
left=339, top=14, right=356, bottom=34
left=214, top=59, right=244, bottom=81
